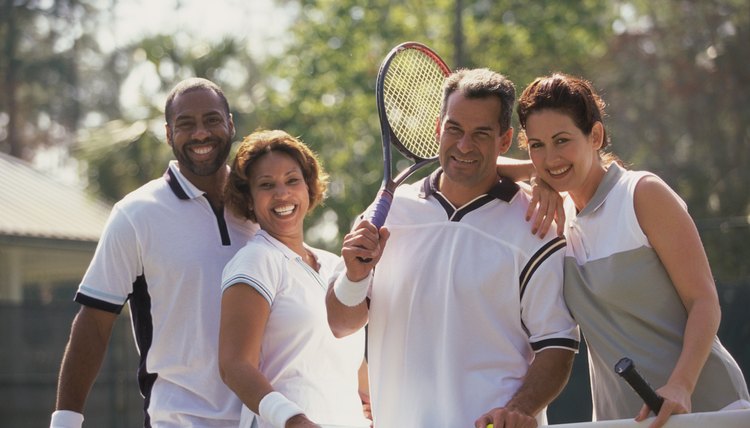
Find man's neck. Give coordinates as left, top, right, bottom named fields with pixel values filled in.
left=438, top=173, right=498, bottom=208
left=182, top=165, right=228, bottom=210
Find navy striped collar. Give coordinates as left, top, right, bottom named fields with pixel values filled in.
left=419, top=168, right=519, bottom=221
left=419, top=168, right=519, bottom=203
left=164, top=164, right=191, bottom=200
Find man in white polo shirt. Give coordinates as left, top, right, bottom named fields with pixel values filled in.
left=50, top=78, right=258, bottom=428
left=327, top=68, right=579, bottom=428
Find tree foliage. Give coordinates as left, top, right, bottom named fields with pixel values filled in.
left=262, top=0, right=617, bottom=249
left=74, top=34, right=268, bottom=202
left=2, top=0, right=748, bottom=271
left=2, top=0, right=750, bottom=423
left=0, top=0, right=103, bottom=159
left=599, top=0, right=750, bottom=281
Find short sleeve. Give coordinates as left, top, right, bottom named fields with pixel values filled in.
left=76, top=204, right=141, bottom=313
left=520, top=236, right=580, bottom=352
left=221, top=240, right=284, bottom=306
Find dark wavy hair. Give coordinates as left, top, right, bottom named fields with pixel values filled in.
left=516, top=73, right=620, bottom=165
left=224, top=129, right=329, bottom=222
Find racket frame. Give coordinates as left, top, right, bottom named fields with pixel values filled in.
left=367, top=41, right=451, bottom=228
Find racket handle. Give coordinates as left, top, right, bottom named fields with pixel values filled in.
left=614, top=357, right=664, bottom=414
left=357, top=190, right=394, bottom=263
left=366, top=189, right=394, bottom=229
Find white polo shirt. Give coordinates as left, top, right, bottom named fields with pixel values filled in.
left=366, top=169, right=579, bottom=427
left=76, top=161, right=258, bottom=427
left=222, top=230, right=369, bottom=428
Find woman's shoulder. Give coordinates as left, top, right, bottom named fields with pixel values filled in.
left=231, top=233, right=285, bottom=265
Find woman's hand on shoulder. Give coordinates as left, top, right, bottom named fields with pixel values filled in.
left=524, top=177, right=565, bottom=238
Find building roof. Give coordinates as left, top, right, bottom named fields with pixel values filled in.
left=0, top=151, right=112, bottom=243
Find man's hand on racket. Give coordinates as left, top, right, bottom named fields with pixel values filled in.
left=342, top=219, right=390, bottom=281
left=635, top=383, right=690, bottom=428
left=285, top=414, right=321, bottom=428
left=525, top=177, right=565, bottom=238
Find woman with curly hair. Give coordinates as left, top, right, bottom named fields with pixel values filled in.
left=219, top=130, right=370, bottom=428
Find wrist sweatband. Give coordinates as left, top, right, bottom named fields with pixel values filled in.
left=50, top=410, right=84, bottom=428
left=333, top=271, right=371, bottom=307
left=259, top=391, right=304, bottom=428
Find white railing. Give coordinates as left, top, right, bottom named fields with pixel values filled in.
left=317, top=409, right=750, bottom=428
left=542, top=408, right=750, bottom=427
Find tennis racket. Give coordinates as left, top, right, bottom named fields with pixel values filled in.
left=364, top=41, right=451, bottom=229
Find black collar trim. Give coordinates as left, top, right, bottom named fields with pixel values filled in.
left=164, top=167, right=190, bottom=200
left=419, top=169, right=520, bottom=221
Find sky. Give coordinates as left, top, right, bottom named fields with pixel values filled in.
left=100, top=0, right=291, bottom=56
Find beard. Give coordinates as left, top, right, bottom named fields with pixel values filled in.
left=173, top=137, right=232, bottom=177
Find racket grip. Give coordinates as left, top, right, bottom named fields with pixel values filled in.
left=365, top=189, right=394, bottom=229
left=356, top=190, right=394, bottom=263
left=614, top=357, right=664, bottom=414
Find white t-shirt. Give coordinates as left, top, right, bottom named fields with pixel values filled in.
left=76, top=161, right=258, bottom=427
left=222, top=230, right=370, bottom=428
left=365, top=170, right=579, bottom=427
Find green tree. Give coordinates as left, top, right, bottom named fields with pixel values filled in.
left=262, top=0, right=458, bottom=250
left=75, top=34, right=267, bottom=202
left=265, top=0, right=617, bottom=250
left=599, top=0, right=750, bottom=282
left=0, top=0, right=104, bottom=160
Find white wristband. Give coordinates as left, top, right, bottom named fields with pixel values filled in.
left=259, top=391, right=304, bottom=428
left=333, top=271, right=371, bottom=307
left=50, top=410, right=84, bottom=428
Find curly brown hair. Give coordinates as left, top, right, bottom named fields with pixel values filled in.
left=225, top=130, right=329, bottom=222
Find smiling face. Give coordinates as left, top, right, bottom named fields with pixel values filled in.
left=524, top=109, right=605, bottom=206
left=438, top=92, right=512, bottom=205
left=248, top=150, right=310, bottom=245
left=165, top=88, right=234, bottom=180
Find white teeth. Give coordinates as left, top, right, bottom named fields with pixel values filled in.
left=191, top=145, right=213, bottom=155
left=453, top=157, right=475, bottom=164
left=549, top=166, right=571, bottom=176
left=273, top=205, right=295, bottom=216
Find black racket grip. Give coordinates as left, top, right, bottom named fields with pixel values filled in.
left=614, top=357, right=664, bottom=414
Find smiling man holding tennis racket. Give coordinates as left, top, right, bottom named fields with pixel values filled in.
left=326, top=67, right=579, bottom=428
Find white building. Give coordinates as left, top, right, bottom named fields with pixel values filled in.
left=0, top=152, right=111, bottom=303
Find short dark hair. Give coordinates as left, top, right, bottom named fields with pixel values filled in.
left=164, top=78, right=230, bottom=126
left=441, top=68, right=516, bottom=132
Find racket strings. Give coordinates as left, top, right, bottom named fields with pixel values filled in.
left=383, top=49, right=446, bottom=159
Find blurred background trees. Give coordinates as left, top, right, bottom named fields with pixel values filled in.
left=1, top=0, right=749, bottom=422
left=3, top=0, right=747, bottom=258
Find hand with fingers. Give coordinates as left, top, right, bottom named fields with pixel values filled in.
left=636, top=383, right=690, bottom=428
left=525, top=177, right=565, bottom=238
left=285, top=413, right=322, bottom=427
left=342, top=219, right=390, bottom=282
left=475, top=407, right=537, bottom=428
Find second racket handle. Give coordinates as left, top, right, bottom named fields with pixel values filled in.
left=614, top=357, right=664, bottom=415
